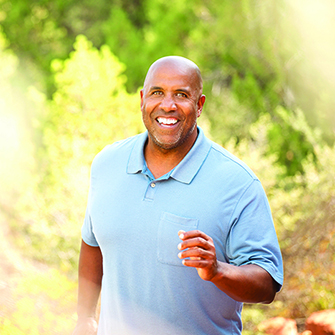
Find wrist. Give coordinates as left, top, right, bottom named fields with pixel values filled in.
left=73, top=317, right=98, bottom=335
left=209, top=261, right=229, bottom=284
left=77, top=315, right=96, bottom=321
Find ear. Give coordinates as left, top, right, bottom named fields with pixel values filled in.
left=140, top=89, right=144, bottom=111
left=197, top=94, right=206, bottom=117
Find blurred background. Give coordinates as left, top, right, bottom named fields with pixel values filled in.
left=0, top=0, right=334, bottom=334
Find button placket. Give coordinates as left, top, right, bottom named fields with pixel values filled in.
left=144, top=180, right=157, bottom=201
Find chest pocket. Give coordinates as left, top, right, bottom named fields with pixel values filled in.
left=157, top=212, right=199, bottom=266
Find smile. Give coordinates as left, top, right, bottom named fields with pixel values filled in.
left=156, top=117, right=178, bottom=125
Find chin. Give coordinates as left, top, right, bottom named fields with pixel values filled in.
left=153, top=139, right=181, bottom=151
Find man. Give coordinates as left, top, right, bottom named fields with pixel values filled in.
left=73, top=56, right=283, bottom=335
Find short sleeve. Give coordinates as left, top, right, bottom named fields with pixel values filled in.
left=81, top=200, right=99, bottom=247
left=226, top=180, right=284, bottom=289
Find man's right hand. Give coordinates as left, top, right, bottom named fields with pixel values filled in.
left=72, top=317, right=98, bottom=335
left=74, top=241, right=102, bottom=335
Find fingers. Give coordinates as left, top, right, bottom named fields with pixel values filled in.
left=177, top=246, right=213, bottom=265
left=177, top=229, right=214, bottom=251
left=178, top=249, right=211, bottom=266
left=177, top=229, right=215, bottom=262
left=178, top=229, right=212, bottom=242
left=177, top=230, right=218, bottom=281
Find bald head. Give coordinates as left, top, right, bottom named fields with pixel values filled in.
left=143, top=56, right=203, bottom=94
left=140, top=55, right=206, bottom=154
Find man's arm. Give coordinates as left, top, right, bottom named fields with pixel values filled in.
left=73, top=240, right=103, bottom=335
left=177, top=230, right=279, bottom=304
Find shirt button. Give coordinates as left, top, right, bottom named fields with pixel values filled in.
left=150, top=182, right=156, bottom=188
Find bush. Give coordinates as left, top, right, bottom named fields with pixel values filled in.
left=13, top=36, right=144, bottom=270
left=229, top=114, right=335, bottom=329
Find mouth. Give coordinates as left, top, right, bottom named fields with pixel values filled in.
left=156, top=117, right=179, bottom=126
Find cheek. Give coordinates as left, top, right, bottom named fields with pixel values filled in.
left=142, top=100, right=156, bottom=115
left=185, top=108, right=199, bottom=122
left=141, top=105, right=154, bottom=128
left=141, top=103, right=149, bottom=117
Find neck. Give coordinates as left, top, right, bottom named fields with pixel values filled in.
left=144, top=134, right=197, bottom=179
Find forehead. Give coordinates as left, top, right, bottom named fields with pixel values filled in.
left=144, top=63, right=199, bottom=91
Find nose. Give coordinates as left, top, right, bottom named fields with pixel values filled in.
left=160, top=94, right=177, bottom=112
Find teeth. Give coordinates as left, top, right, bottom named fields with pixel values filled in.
left=157, top=117, right=178, bottom=125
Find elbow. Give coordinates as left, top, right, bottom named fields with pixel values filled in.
left=261, top=280, right=280, bottom=304
left=247, top=291, right=275, bottom=304
left=262, top=293, right=276, bottom=304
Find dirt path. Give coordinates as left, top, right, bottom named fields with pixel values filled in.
left=0, top=210, right=24, bottom=314
left=0, top=208, right=78, bottom=334
left=0, top=208, right=49, bottom=321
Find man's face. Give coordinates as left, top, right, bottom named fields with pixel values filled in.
left=140, top=63, right=205, bottom=153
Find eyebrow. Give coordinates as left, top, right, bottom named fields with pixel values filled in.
left=149, top=86, right=163, bottom=92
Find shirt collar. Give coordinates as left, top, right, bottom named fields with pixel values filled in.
left=127, top=127, right=212, bottom=184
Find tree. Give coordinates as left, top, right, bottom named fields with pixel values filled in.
left=15, top=36, right=144, bottom=268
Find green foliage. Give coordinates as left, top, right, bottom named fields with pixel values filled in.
left=274, top=143, right=335, bottom=318
left=14, top=35, right=144, bottom=270
left=228, top=116, right=335, bottom=323
left=0, top=26, right=37, bottom=204
left=1, top=2, right=335, bottom=334
left=267, top=107, right=317, bottom=176
left=242, top=307, right=267, bottom=335
left=0, top=0, right=115, bottom=93
left=2, top=0, right=334, bottom=150
left=0, top=26, right=17, bottom=78
left=188, top=2, right=285, bottom=141
left=101, top=0, right=200, bottom=91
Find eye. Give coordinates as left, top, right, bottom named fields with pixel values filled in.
left=176, top=92, right=187, bottom=98
left=152, top=91, right=163, bottom=96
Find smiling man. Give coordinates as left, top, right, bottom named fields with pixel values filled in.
left=140, top=57, right=206, bottom=179
left=73, top=56, right=283, bottom=335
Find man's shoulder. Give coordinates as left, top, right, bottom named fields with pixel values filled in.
left=206, top=139, right=258, bottom=181
left=92, top=133, right=142, bottom=169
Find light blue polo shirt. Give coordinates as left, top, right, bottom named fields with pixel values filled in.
left=82, top=127, right=283, bottom=335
